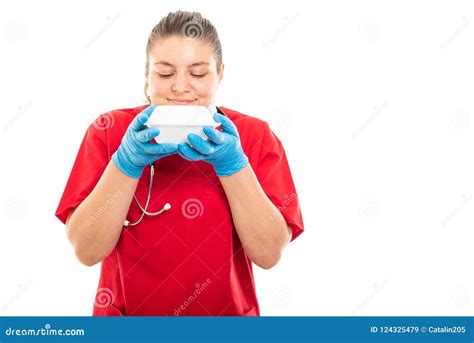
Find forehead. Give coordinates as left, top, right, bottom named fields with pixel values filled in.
left=149, top=35, right=215, bottom=66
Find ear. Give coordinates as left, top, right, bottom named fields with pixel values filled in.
left=144, top=81, right=151, bottom=103
left=144, top=60, right=149, bottom=77
left=146, top=85, right=151, bottom=99
left=218, top=64, right=225, bottom=82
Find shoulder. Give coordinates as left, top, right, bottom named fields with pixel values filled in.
left=85, top=104, right=149, bottom=156
left=219, top=106, right=271, bottom=135
left=92, top=104, right=148, bottom=131
left=219, top=106, right=281, bottom=162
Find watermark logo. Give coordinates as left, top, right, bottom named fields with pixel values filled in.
left=271, top=287, right=292, bottom=308
left=359, top=198, right=381, bottom=218
left=449, top=109, right=470, bottom=130
left=94, top=287, right=114, bottom=308
left=181, top=198, right=204, bottom=219
left=3, top=198, right=26, bottom=220
left=182, top=21, right=203, bottom=39
left=450, top=287, right=469, bottom=307
left=93, top=112, right=115, bottom=130
left=3, top=20, right=26, bottom=42
left=359, top=22, right=382, bottom=42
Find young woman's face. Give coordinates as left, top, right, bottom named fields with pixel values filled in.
left=146, top=35, right=223, bottom=107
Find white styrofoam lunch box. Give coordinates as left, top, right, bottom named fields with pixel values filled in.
left=145, top=105, right=219, bottom=144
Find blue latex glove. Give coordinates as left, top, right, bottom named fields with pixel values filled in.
left=177, top=113, right=249, bottom=176
left=112, top=105, right=178, bottom=178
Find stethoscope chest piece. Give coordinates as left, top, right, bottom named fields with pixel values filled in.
left=123, top=164, right=171, bottom=227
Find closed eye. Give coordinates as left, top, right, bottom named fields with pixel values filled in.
left=157, top=73, right=173, bottom=79
left=156, top=73, right=207, bottom=79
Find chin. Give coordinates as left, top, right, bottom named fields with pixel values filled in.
left=152, top=98, right=209, bottom=106
left=151, top=98, right=212, bottom=107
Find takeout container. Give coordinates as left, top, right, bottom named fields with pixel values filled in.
left=145, top=105, right=219, bottom=144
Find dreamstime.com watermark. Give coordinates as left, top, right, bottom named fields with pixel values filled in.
left=4, top=323, right=85, bottom=337
left=173, top=278, right=212, bottom=316
left=261, top=193, right=297, bottom=228
left=1, top=279, right=34, bottom=312
left=352, top=101, right=389, bottom=139
left=263, top=12, right=301, bottom=49
left=83, top=12, right=121, bottom=49
left=440, top=16, right=471, bottom=49
left=441, top=193, right=471, bottom=228
left=3, top=99, right=32, bottom=134
left=83, top=190, right=122, bottom=228
left=352, top=279, right=390, bottom=314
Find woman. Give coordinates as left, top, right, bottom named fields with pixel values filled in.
left=56, top=10, right=304, bottom=316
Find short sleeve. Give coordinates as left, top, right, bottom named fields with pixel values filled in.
left=253, top=122, right=304, bottom=242
left=55, top=121, right=110, bottom=225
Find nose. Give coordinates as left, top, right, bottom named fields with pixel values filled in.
left=172, top=72, right=191, bottom=93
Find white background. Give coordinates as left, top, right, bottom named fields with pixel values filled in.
left=0, top=0, right=473, bottom=316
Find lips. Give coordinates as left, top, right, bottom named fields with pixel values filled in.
left=167, top=98, right=196, bottom=105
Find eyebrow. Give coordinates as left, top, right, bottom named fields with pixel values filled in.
left=154, top=61, right=210, bottom=67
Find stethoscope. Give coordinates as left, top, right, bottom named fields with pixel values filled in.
left=123, top=106, right=225, bottom=228
left=123, top=163, right=170, bottom=227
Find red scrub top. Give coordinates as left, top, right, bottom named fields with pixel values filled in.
left=55, top=104, right=304, bottom=316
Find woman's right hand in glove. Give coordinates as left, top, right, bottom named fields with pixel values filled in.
left=112, top=105, right=178, bottom=178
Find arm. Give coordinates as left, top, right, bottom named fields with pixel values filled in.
left=219, top=165, right=292, bottom=269
left=66, top=161, right=138, bottom=266
left=65, top=105, right=178, bottom=266
left=177, top=113, right=292, bottom=270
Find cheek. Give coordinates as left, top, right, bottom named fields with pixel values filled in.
left=191, top=78, right=217, bottom=98
left=148, top=77, right=168, bottom=96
